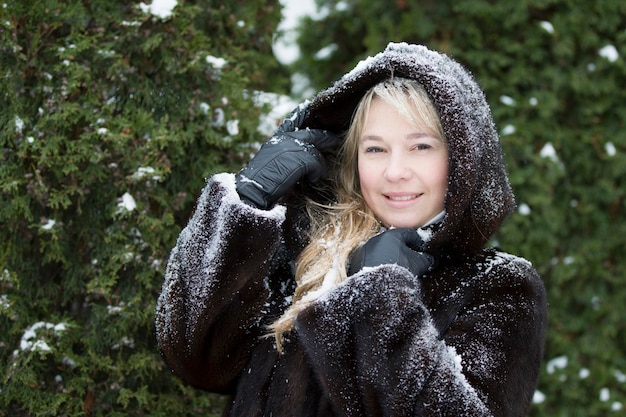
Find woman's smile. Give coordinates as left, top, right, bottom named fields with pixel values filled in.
left=385, top=193, right=419, bottom=201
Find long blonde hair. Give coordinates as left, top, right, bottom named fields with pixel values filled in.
left=268, top=77, right=446, bottom=351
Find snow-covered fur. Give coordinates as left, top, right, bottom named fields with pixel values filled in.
left=155, top=43, right=547, bottom=417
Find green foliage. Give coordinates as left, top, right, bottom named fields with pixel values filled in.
left=4, top=0, right=625, bottom=415
left=0, top=0, right=284, bottom=415
left=294, top=0, right=626, bottom=415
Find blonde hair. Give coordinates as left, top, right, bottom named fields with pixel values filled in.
left=268, top=78, right=446, bottom=351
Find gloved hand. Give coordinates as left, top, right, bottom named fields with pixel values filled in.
left=348, top=228, right=434, bottom=277
left=235, top=104, right=341, bottom=209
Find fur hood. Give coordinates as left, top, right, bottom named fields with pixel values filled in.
left=301, top=42, right=515, bottom=257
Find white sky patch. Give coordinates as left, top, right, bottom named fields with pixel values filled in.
left=599, top=44, right=619, bottom=62
left=274, top=0, right=330, bottom=97
left=289, top=72, right=316, bottom=99
left=139, top=0, right=177, bottom=19
left=254, top=91, right=298, bottom=136
left=273, top=0, right=320, bottom=65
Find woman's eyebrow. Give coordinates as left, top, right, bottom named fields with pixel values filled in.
left=406, top=132, right=435, bottom=140
left=360, top=133, right=434, bottom=141
left=360, top=134, right=383, bottom=142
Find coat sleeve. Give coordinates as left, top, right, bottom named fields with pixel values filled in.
left=437, top=254, right=547, bottom=417
left=295, top=257, right=546, bottom=417
left=155, top=173, right=287, bottom=392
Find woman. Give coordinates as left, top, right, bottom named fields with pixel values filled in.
left=155, top=43, right=547, bottom=417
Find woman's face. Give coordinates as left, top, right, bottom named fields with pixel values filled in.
left=358, top=97, right=448, bottom=229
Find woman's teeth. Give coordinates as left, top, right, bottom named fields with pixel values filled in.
left=388, top=195, right=416, bottom=201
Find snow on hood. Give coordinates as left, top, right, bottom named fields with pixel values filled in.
left=302, top=42, right=515, bottom=257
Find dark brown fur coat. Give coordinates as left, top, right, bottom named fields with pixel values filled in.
left=155, top=43, right=547, bottom=417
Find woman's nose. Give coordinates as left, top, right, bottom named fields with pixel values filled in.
left=383, top=154, right=412, bottom=181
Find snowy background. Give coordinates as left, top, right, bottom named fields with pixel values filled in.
left=12, top=0, right=623, bottom=414
left=273, top=0, right=319, bottom=64
left=138, top=0, right=317, bottom=64
left=138, top=0, right=321, bottom=136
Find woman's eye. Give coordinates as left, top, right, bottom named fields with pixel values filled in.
left=365, top=146, right=384, bottom=153
left=414, top=143, right=432, bottom=151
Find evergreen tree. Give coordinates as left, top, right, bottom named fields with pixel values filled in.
left=0, top=0, right=285, bottom=415
left=292, top=0, right=626, bottom=415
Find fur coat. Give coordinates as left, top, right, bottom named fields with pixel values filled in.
left=155, top=43, right=547, bottom=417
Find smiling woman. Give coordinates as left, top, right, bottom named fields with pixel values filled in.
left=156, top=42, right=547, bottom=417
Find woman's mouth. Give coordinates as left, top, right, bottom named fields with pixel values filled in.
left=386, top=194, right=418, bottom=201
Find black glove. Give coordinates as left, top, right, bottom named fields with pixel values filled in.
left=348, top=228, right=434, bottom=277
left=235, top=104, right=341, bottom=209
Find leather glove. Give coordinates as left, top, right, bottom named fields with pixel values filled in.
left=348, top=228, right=434, bottom=277
left=235, top=104, right=341, bottom=209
